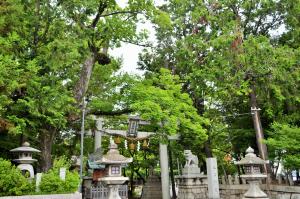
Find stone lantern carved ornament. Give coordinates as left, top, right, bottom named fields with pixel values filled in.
left=235, top=147, right=269, bottom=199
left=10, top=142, right=40, bottom=178
left=96, top=138, right=132, bottom=199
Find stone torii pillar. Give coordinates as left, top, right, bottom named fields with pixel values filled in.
left=94, top=117, right=104, bottom=152
left=160, top=143, right=170, bottom=199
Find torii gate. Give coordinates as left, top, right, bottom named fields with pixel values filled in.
left=93, top=116, right=178, bottom=199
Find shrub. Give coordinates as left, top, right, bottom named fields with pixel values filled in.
left=39, top=156, right=80, bottom=194
left=0, top=158, right=34, bottom=196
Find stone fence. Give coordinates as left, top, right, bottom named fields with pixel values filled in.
left=0, top=193, right=82, bottom=199
left=220, top=184, right=300, bottom=199
left=220, top=174, right=297, bottom=186
left=219, top=175, right=300, bottom=199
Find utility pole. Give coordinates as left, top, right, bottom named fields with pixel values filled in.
left=251, top=107, right=269, bottom=173
left=80, top=97, right=86, bottom=191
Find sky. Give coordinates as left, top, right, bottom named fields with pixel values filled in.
left=111, top=21, right=156, bottom=76
left=112, top=0, right=165, bottom=76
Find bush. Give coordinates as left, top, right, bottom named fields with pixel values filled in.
left=0, top=158, right=34, bottom=196
left=39, top=156, right=80, bottom=194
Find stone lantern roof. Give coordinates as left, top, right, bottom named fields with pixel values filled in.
left=235, top=147, right=266, bottom=165
left=96, top=140, right=132, bottom=165
left=10, top=142, right=41, bottom=153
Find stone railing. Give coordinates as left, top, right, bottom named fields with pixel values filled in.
left=219, top=174, right=298, bottom=186
left=219, top=175, right=300, bottom=199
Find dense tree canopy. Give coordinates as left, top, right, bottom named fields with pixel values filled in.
left=0, top=0, right=299, bottom=188
left=138, top=0, right=300, bottom=175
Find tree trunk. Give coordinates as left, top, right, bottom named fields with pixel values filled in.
left=74, top=54, right=96, bottom=103
left=192, top=93, right=214, bottom=158
left=39, top=129, right=56, bottom=172
left=204, top=139, right=213, bottom=158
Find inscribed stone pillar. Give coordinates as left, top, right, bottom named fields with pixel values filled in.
left=159, top=143, right=170, bottom=199
left=206, top=158, right=220, bottom=199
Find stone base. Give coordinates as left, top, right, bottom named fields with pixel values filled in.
left=182, top=166, right=201, bottom=175
left=176, top=175, right=207, bottom=199
left=243, top=198, right=269, bottom=199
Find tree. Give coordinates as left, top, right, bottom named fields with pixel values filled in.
left=266, top=123, right=300, bottom=173
left=0, top=0, right=162, bottom=171
left=138, top=0, right=300, bottom=174
left=130, top=68, right=208, bottom=143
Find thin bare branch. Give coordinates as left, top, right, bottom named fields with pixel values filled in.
left=100, top=10, right=140, bottom=17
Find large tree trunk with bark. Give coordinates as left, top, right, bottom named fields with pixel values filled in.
left=193, top=94, right=213, bottom=158
left=39, top=129, right=56, bottom=172
left=74, top=54, right=96, bottom=103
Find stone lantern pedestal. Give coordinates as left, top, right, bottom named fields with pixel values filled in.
left=176, top=150, right=208, bottom=199
left=235, top=147, right=269, bottom=199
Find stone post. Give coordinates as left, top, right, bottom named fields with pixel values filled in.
left=206, top=158, right=220, bottom=199
left=159, top=143, right=170, bottom=199
left=35, top=173, right=42, bottom=192
left=60, top=167, right=66, bottom=181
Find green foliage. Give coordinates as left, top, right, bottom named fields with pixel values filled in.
left=0, top=0, right=163, bottom=171
left=0, top=158, right=34, bottom=196
left=130, top=68, right=208, bottom=143
left=39, top=156, right=79, bottom=194
left=138, top=0, right=300, bottom=173
left=266, top=123, right=300, bottom=170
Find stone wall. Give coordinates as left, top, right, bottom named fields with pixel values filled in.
left=0, top=193, right=82, bottom=199
left=220, top=184, right=300, bottom=199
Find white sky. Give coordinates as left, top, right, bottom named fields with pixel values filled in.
left=112, top=23, right=156, bottom=76
left=113, top=0, right=165, bottom=76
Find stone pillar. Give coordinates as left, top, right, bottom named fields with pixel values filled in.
left=94, top=118, right=103, bottom=152
left=35, top=173, right=42, bottom=192
left=159, top=143, right=170, bottom=199
left=206, top=158, right=220, bottom=199
left=59, top=167, right=66, bottom=181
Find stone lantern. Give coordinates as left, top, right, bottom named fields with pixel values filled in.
left=96, top=138, right=132, bottom=199
left=10, top=142, right=40, bottom=178
left=235, top=147, right=269, bottom=199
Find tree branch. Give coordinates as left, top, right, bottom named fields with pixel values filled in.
left=90, top=2, right=108, bottom=28
left=99, top=10, right=140, bottom=17
left=120, top=39, right=153, bottom=48
left=88, top=108, right=132, bottom=116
